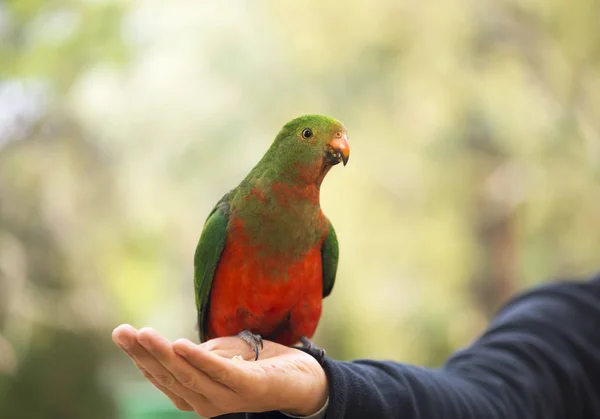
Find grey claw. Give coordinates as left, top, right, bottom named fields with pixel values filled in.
left=298, top=336, right=326, bottom=365
left=237, top=330, right=264, bottom=361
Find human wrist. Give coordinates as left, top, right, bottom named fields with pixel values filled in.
left=282, top=397, right=329, bottom=418
left=282, top=366, right=329, bottom=416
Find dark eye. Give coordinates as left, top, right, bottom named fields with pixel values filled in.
left=301, top=128, right=313, bottom=139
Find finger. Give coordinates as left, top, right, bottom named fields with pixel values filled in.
left=124, top=347, right=194, bottom=411
left=113, top=325, right=152, bottom=372
left=173, top=338, right=265, bottom=394
left=112, top=324, right=194, bottom=411
left=137, top=363, right=195, bottom=411
left=112, top=324, right=138, bottom=349
left=123, top=330, right=206, bottom=405
left=137, top=328, right=234, bottom=401
left=112, top=325, right=194, bottom=411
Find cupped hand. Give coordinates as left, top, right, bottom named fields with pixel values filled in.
left=112, top=325, right=328, bottom=418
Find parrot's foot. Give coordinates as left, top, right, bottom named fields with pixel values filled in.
left=297, top=336, right=326, bottom=365
left=237, top=330, right=263, bottom=361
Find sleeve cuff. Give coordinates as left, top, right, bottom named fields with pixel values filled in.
left=280, top=397, right=329, bottom=419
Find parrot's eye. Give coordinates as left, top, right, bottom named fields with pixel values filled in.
left=301, top=128, right=313, bottom=139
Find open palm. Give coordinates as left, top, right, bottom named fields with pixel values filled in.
left=112, top=325, right=328, bottom=418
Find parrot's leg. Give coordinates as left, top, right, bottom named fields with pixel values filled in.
left=298, top=336, right=326, bottom=365
left=237, top=330, right=264, bottom=361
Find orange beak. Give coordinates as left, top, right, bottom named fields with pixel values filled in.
left=328, top=132, right=350, bottom=166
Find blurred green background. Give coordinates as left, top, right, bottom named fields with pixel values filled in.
left=1, top=0, right=600, bottom=418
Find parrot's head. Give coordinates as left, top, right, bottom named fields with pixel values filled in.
left=268, top=114, right=350, bottom=186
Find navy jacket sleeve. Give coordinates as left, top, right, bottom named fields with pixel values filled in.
left=253, top=275, right=600, bottom=419
left=320, top=276, right=600, bottom=419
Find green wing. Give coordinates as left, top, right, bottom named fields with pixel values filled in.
left=194, top=194, right=231, bottom=342
left=321, top=221, right=339, bottom=298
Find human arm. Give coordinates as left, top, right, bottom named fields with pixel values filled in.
left=113, top=275, right=600, bottom=419
left=317, top=276, right=600, bottom=418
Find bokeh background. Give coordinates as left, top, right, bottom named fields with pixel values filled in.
left=1, top=0, right=600, bottom=418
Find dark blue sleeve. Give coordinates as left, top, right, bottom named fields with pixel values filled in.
left=320, top=276, right=600, bottom=419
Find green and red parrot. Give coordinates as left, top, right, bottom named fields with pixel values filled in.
left=193, top=114, right=349, bottom=361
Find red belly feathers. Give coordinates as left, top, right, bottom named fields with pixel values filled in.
left=206, top=219, right=324, bottom=346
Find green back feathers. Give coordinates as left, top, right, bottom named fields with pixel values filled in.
left=321, top=222, right=339, bottom=298
left=194, top=194, right=230, bottom=342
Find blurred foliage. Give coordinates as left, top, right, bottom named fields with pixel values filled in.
left=1, top=0, right=600, bottom=417
left=0, top=327, right=116, bottom=419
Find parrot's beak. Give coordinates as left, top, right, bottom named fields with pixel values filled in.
left=327, top=132, right=350, bottom=166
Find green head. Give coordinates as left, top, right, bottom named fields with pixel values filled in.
left=258, top=114, right=350, bottom=186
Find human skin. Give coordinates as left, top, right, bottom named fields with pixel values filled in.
left=112, top=325, right=329, bottom=417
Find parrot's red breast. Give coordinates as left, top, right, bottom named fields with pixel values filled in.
left=206, top=218, right=326, bottom=346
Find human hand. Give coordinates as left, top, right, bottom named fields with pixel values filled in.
left=112, top=325, right=329, bottom=418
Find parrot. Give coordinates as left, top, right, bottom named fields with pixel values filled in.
left=193, top=114, right=349, bottom=365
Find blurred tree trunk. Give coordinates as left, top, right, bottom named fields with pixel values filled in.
left=473, top=199, right=519, bottom=316
left=464, top=112, right=520, bottom=317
